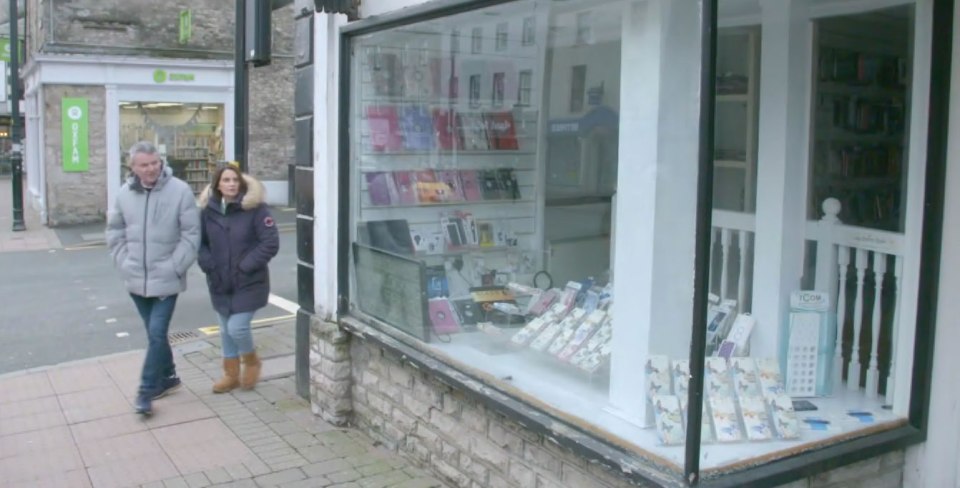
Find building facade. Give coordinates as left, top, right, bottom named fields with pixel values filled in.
left=21, top=0, right=295, bottom=226
left=294, top=0, right=960, bottom=486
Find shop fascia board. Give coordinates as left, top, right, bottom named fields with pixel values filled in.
left=22, top=54, right=234, bottom=89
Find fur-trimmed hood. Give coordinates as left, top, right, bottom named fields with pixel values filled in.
left=197, top=174, right=266, bottom=211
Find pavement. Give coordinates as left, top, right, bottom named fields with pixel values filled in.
left=0, top=178, right=62, bottom=252
left=0, top=320, right=449, bottom=488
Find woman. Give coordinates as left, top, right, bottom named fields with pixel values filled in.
left=198, top=163, right=280, bottom=393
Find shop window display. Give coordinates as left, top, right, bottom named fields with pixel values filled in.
left=343, top=0, right=936, bottom=481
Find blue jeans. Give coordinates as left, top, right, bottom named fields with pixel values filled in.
left=217, top=312, right=256, bottom=358
left=130, top=294, right=178, bottom=394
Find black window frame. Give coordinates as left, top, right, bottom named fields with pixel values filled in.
left=334, top=0, right=954, bottom=485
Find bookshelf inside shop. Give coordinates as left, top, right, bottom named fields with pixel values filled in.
left=714, top=27, right=760, bottom=213
left=172, top=132, right=216, bottom=195
left=810, top=28, right=909, bottom=231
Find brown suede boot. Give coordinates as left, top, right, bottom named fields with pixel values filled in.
left=240, top=351, right=262, bottom=390
left=213, top=358, right=241, bottom=393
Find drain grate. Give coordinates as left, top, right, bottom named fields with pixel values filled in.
left=168, top=330, right=202, bottom=345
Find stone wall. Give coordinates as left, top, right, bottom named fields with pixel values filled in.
left=43, top=85, right=107, bottom=226
left=247, top=6, right=296, bottom=182
left=37, top=0, right=235, bottom=57
left=309, top=317, right=906, bottom=488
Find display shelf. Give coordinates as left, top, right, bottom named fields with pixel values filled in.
left=360, top=150, right=536, bottom=157
left=810, top=28, right=909, bottom=231
left=713, top=27, right=760, bottom=213
left=351, top=30, right=544, bottom=286
left=361, top=198, right=534, bottom=211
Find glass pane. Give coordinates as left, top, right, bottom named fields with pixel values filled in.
left=346, top=0, right=703, bottom=479
left=700, top=2, right=917, bottom=474
left=119, top=102, right=225, bottom=195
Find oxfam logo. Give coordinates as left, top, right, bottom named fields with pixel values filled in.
left=67, top=106, right=83, bottom=120
left=153, top=69, right=168, bottom=83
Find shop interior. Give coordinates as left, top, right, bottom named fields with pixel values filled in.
left=118, top=102, right=225, bottom=194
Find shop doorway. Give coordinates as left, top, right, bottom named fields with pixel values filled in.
left=118, top=102, right=225, bottom=195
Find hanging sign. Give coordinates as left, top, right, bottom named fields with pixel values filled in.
left=62, top=98, right=89, bottom=172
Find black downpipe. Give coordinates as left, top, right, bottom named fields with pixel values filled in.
left=235, top=0, right=250, bottom=172
left=685, top=0, right=718, bottom=484
left=10, top=0, right=25, bottom=231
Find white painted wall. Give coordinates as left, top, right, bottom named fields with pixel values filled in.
left=902, top=0, right=960, bottom=485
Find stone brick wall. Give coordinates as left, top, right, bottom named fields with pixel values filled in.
left=43, top=85, right=107, bottom=226
left=37, top=0, right=235, bottom=57
left=309, top=318, right=907, bottom=488
left=247, top=6, right=296, bottom=182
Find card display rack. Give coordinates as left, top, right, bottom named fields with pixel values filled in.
left=350, top=35, right=544, bottom=281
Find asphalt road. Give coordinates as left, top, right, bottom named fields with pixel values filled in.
left=0, top=231, right=299, bottom=374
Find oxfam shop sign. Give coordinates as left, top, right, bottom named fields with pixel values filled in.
left=152, top=69, right=196, bottom=83
left=62, top=98, right=89, bottom=172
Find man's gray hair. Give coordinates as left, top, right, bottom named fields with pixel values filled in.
left=128, top=141, right=159, bottom=166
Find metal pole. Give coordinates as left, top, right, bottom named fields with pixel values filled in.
left=234, top=0, right=249, bottom=172
left=10, top=0, right=25, bottom=231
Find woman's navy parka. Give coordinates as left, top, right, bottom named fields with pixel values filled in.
left=197, top=175, right=280, bottom=316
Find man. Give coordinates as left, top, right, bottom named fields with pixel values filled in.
left=106, top=141, right=200, bottom=415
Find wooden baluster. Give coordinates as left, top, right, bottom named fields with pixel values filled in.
left=720, top=228, right=732, bottom=302
left=865, top=252, right=887, bottom=398
left=847, top=249, right=869, bottom=391
left=886, top=256, right=903, bottom=406
left=833, top=245, right=850, bottom=393
left=738, top=230, right=750, bottom=313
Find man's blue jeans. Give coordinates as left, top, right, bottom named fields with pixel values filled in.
left=130, top=294, right=178, bottom=395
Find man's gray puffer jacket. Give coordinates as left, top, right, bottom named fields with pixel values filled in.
left=106, top=165, right=201, bottom=297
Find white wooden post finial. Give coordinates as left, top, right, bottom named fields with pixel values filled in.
left=822, top=197, right=842, bottom=223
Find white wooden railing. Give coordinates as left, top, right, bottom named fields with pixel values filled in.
left=807, top=198, right=905, bottom=403
left=710, top=210, right=756, bottom=313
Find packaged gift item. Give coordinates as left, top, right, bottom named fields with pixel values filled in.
left=646, top=355, right=672, bottom=398
left=738, top=394, right=773, bottom=441
left=529, top=307, right=585, bottom=352
left=672, top=360, right=691, bottom=397
left=558, top=310, right=606, bottom=361
left=704, top=357, right=734, bottom=398
left=766, top=393, right=801, bottom=439
left=756, top=357, right=786, bottom=397
left=652, top=395, right=685, bottom=445
left=510, top=309, right=559, bottom=347
left=730, top=357, right=761, bottom=398
left=708, top=394, right=743, bottom=443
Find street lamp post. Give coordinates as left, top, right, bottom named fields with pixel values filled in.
left=9, top=0, right=24, bottom=231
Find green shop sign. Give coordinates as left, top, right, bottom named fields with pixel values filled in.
left=0, top=37, right=24, bottom=63
left=152, top=69, right=196, bottom=83
left=62, top=98, right=89, bottom=173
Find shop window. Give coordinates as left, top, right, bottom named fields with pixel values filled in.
left=118, top=102, right=225, bottom=195
left=342, top=0, right=943, bottom=484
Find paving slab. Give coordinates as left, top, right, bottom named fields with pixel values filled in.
left=0, top=321, right=449, bottom=488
